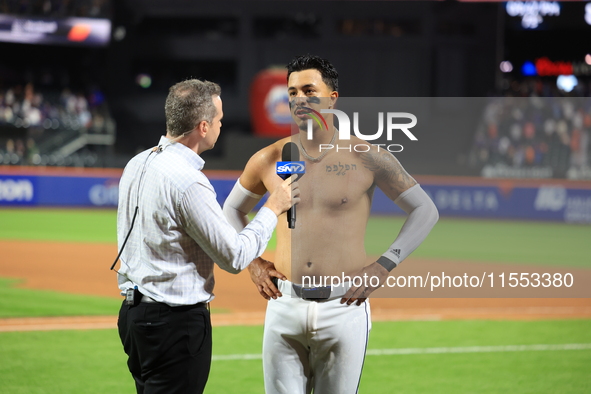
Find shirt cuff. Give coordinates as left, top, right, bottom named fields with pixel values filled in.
left=255, top=206, right=278, bottom=230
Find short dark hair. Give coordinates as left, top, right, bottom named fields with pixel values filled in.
left=165, top=79, right=221, bottom=137
left=287, top=54, right=338, bottom=92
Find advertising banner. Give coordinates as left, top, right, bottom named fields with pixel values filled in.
left=1, top=169, right=589, bottom=223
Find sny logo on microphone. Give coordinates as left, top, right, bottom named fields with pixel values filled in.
left=276, top=161, right=306, bottom=178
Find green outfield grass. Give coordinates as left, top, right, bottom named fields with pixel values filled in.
left=1, top=208, right=590, bottom=267
left=0, top=278, right=121, bottom=318
left=360, top=320, right=591, bottom=394
left=366, top=216, right=591, bottom=268
left=0, top=209, right=117, bottom=243
left=0, top=320, right=589, bottom=393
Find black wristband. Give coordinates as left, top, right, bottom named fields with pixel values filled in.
left=376, top=256, right=397, bottom=272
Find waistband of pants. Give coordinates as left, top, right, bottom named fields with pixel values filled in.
left=277, top=279, right=351, bottom=302
left=141, top=295, right=208, bottom=311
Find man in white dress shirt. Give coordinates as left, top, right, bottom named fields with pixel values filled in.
left=116, top=79, right=298, bottom=394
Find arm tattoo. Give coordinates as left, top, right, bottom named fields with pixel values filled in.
left=360, top=149, right=416, bottom=195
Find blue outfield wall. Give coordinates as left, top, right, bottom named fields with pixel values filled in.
left=372, top=182, right=591, bottom=223
left=1, top=168, right=590, bottom=223
left=0, top=172, right=120, bottom=207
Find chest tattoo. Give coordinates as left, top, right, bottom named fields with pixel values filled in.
left=325, top=162, right=357, bottom=176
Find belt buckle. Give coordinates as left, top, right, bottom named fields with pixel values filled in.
left=301, top=286, right=331, bottom=301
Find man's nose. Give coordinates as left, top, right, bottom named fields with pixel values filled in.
left=290, top=96, right=307, bottom=106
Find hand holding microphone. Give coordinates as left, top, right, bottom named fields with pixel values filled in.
left=276, top=142, right=305, bottom=228
left=264, top=176, right=300, bottom=218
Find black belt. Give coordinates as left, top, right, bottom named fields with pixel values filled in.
left=292, top=284, right=332, bottom=301
left=168, top=302, right=208, bottom=312
left=141, top=295, right=207, bottom=311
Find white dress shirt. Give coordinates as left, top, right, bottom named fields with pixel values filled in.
left=117, top=136, right=277, bottom=306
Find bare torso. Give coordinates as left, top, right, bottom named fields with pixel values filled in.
left=256, top=135, right=376, bottom=283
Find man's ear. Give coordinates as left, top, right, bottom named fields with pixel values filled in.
left=330, top=92, right=339, bottom=108
left=197, top=121, right=208, bottom=137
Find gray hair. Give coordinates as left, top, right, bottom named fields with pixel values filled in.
left=165, top=79, right=221, bottom=137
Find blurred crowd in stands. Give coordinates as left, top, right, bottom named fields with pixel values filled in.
left=0, top=0, right=110, bottom=18
left=0, top=82, right=114, bottom=166
left=469, top=78, right=591, bottom=179
left=0, top=83, right=108, bottom=131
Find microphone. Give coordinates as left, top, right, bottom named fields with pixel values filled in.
left=276, top=142, right=305, bottom=229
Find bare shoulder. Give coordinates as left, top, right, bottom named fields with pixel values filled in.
left=357, top=143, right=416, bottom=199
left=240, top=137, right=289, bottom=195
left=250, top=138, right=286, bottom=166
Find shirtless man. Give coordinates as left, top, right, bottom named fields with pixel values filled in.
left=223, top=55, right=438, bottom=394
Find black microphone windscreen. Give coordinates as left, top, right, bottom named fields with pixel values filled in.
left=282, top=142, right=300, bottom=162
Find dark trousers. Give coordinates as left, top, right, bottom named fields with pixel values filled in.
left=118, top=300, right=212, bottom=394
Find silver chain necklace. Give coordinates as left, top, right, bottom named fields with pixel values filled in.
left=297, top=128, right=337, bottom=162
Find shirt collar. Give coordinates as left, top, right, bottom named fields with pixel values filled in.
left=157, top=136, right=205, bottom=170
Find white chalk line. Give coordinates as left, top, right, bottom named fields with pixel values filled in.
left=212, top=343, right=591, bottom=361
